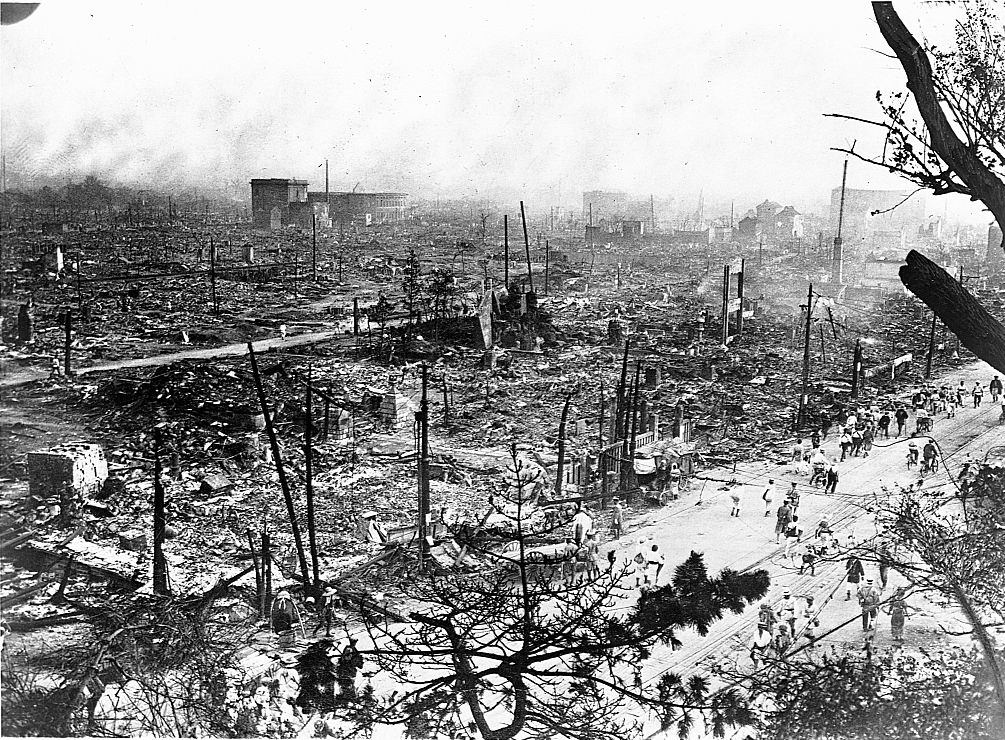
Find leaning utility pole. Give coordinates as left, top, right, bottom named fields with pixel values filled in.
left=247, top=343, right=312, bottom=587
left=797, top=283, right=814, bottom=426
left=417, top=366, right=431, bottom=571
left=503, top=214, right=510, bottom=287
left=304, top=366, right=320, bottom=590
left=152, top=431, right=169, bottom=595
left=520, top=201, right=534, bottom=292
left=832, top=147, right=852, bottom=284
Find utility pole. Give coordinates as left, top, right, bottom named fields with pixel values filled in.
left=209, top=237, right=218, bottom=315
left=325, top=158, right=329, bottom=207
left=503, top=214, right=509, bottom=287
left=833, top=147, right=852, bottom=284
left=520, top=200, right=534, bottom=292
left=417, top=365, right=431, bottom=571
left=925, top=310, right=938, bottom=379
left=152, top=431, right=169, bottom=595
left=312, top=214, right=317, bottom=282
left=721, top=264, right=730, bottom=346
left=798, top=283, right=814, bottom=427
left=247, top=343, right=312, bottom=588
left=851, top=338, right=863, bottom=398
left=304, top=366, right=320, bottom=591
left=544, top=239, right=550, bottom=296
left=736, top=259, right=745, bottom=337
left=353, top=297, right=360, bottom=339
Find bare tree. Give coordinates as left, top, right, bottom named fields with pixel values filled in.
left=832, top=2, right=1005, bottom=374
left=334, top=445, right=770, bottom=740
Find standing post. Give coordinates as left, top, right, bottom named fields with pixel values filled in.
left=503, top=214, right=509, bottom=287
left=798, top=283, right=814, bottom=426
left=312, top=214, right=318, bottom=282
left=721, top=264, right=730, bottom=346
left=247, top=343, right=312, bottom=587
left=925, top=310, right=938, bottom=379
left=955, top=266, right=964, bottom=356
left=304, top=366, right=320, bottom=591
left=598, top=379, right=606, bottom=449
left=625, top=363, right=642, bottom=496
left=851, top=338, right=862, bottom=398
left=76, top=254, right=82, bottom=312
left=736, top=259, right=745, bottom=337
left=63, top=309, right=72, bottom=376
left=555, top=391, right=575, bottom=496
left=544, top=239, right=550, bottom=296
left=417, top=365, right=431, bottom=571
left=520, top=200, right=534, bottom=292
left=209, top=237, right=218, bottom=315
left=353, top=297, right=360, bottom=338
left=615, top=341, right=630, bottom=441
left=152, top=431, right=169, bottom=595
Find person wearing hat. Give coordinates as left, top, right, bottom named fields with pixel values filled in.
left=749, top=621, right=773, bottom=669
left=773, top=622, right=792, bottom=656
left=858, top=577, right=881, bottom=630
left=761, top=479, right=775, bottom=518
left=778, top=589, right=797, bottom=634
left=314, top=586, right=337, bottom=637
left=646, top=541, right=665, bottom=587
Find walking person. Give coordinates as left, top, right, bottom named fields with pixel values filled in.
left=809, top=448, right=828, bottom=487
left=858, top=577, right=881, bottom=631
left=313, top=586, right=337, bottom=638
left=824, top=464, right=839, bottom=495
left=646, top=542, right=665, bottom=586
left=749, top=622, right=773, bottom=669
left=956, top=380, right=966, bottom=407
left=839, top=431, right=852, bottom=461
left=762, top=479, right=775, bottom=517
left=990, top=376, right=1003, bottom=403
left=878, top=411, right=891, bottom=438
left=894, top=406, right=909, bottom=437
left=779, top=589, right=797, bottom=634
left=861, top=426, right=874, bottom=457
left=845, top=553, right=865, bottom=600
left=973, top=382, right=984, bottom=408
left=729, top=484, right=742, bottom=517
left=773, top=623, right=792, bottom=656
left=783, top=515, right=803, bottom=560
left=810, top=429, right=821, bottom=450
left=850, top=427, right=863, bottom=456
left=774, top=500, right=793, bottom=544
left=610, top=500, right=624, bottom=540
left=791, top=438, right=804, bottom=462
left=886, top=586, right=909, bottom=642
left=562, top=537, right=579, bottom=586
left=787, top=482, right=801, bottom=515
left=633, top=538, right=648, bottom=587
left=799, top=544, right=817, bottom=576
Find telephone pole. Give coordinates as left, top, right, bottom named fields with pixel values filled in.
left=851, top=338, right=863, bottom=398
left=925, top=310, right=938, bottom=379
left=503, top=214, right=509, bottom=286
left=520, top=200, right=534, bottom=292
left=417, top=365, right=431, bottom=572
left=797, top=283, right=814, bottom=427
left=311, top=214, right=317, bottom=282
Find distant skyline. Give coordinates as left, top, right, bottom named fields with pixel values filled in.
left=0, top=1, right=989, bottom=222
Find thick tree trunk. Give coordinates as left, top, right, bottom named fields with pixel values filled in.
left=899, top=250, right=1005, bottom=375
left=873, top=2, right=1005, bottom=242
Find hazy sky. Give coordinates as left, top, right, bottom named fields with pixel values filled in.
left=0, top=1, right=976, bottom=215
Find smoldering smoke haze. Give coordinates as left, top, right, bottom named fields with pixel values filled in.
left=0, top=1, right=952, bottom=207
